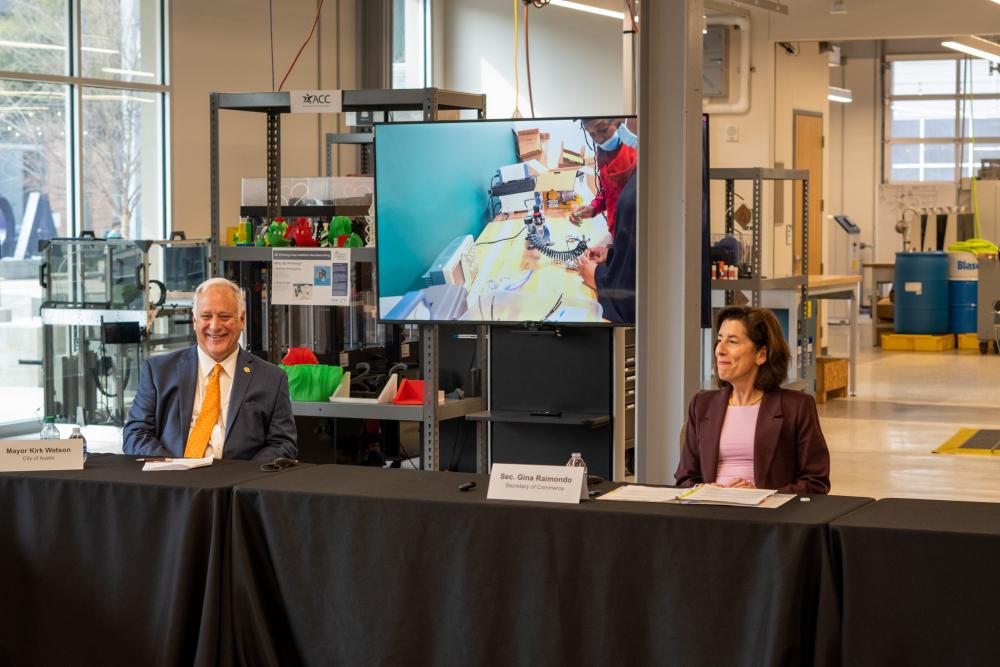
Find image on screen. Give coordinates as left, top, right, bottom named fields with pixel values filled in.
left=375, top=116, right=637, bottom=325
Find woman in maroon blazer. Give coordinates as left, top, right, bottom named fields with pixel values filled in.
left=675, top=305, right=831, bottom=494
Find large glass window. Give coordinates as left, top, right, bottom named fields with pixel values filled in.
left=0, top=0, right=68, bottom=76
left=886, top=57, right=1000, bottom=183
left=0, top=0, right=168, bottom=430
left=0, top=79, right=70, bottom=240
left=82, top=87, right=163, bottom=240
left=392, top=0, right=430, bottom=89
left=81, top=0, right=161, bottom=84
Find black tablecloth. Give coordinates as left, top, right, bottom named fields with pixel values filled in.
left=229, top=466, right=872, bottom=667
left=832, top=498, right=1000, bottom=667
left=0, top=453, right=294, bottom=667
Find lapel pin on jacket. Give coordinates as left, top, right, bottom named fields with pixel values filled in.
left=243, top=366, right=251, bottom=373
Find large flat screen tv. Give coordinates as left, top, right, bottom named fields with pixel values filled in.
left=375, top=116, right=638, bottom=326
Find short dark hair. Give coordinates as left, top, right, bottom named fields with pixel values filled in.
left=714, top=305, right=789, bottom=391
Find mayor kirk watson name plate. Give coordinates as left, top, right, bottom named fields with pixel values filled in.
left=487, top=463, right=587, bottom=504
left=0, top=439, right=84, bottom=472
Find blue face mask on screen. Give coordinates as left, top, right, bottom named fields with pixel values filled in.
left=617, top=123, right=637, bottom=149
left=597, top=132, right=621, bottom=152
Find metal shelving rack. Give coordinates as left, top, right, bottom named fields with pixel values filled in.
left=709, top=167, right=813, bottom=391
left=208, top=88, right=489, bottom=471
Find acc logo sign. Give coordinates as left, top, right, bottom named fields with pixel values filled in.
left=290, top=90, right=342, bottom=114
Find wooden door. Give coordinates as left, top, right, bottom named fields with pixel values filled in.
left=793, top=111, right=823, bottom=276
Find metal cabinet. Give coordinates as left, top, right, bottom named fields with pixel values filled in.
left=708, top=168, right=813, bottom=391
left=209, top=89, right=489, bottom=470
left=39, top=237, right=211, bottom=424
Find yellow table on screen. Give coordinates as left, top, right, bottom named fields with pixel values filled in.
left=466, top=208, right=610, bottom=323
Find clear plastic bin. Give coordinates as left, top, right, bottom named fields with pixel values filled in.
left=241, top=176, right=374, bottom=207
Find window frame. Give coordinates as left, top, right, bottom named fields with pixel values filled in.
left=0, top=0, right=171, bottom=238
left=884, top=53, right=1000, bottom=184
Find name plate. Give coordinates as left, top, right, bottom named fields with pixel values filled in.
left=487, top=463, right=587, bottom=504
left=290, top=89, right=343, bottom=114
left=0, top=439, right=84, bottom=472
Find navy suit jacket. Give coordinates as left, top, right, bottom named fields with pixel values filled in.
left=675, top=387, right=831, bottom=494
left=123, top=346, right=297, bottom=462
left=594, top=174, right=636, bottom=324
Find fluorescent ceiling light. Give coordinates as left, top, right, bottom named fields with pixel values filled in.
left=0, top=91, right=66, bottom=98
left=82, top=46, right=120, bottom=55
left=828, top=86, right=853, bottom=103
left=942, top=35, right=1000, bottom=63
left=101, top=67, right=155, bottom=78
left=82, top=94, right=155, bottom=103
left=725, top=0, right=789, bottom=15
left=0, top=39, right=118, bottom=56
left=0, top=39, right=63, bottom=51
left=548, top=0, right=624, bottom=20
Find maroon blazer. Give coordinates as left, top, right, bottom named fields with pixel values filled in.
left=675, top=387, right=831, bottom=494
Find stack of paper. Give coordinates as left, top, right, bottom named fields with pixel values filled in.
left=142, top=456, right=214, bottom=472
left=598, top=484, right=794, bottom=508
left=673, top=485, right=777, bottom=506
left=598, top=485, right=682, bottom=503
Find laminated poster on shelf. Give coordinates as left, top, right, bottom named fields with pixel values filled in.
left=272, top=247, right=351, bottom=307
left=328, top=372, right=397, bottom=404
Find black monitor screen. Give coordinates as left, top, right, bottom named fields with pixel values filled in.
left=833, top=215, right=861, bottom=234
left=375, top=116, right=638, bottom=325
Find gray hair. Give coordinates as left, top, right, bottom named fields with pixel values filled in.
left=194, top=277, right=246, bottom=317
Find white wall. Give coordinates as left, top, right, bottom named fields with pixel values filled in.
left=170, top=0, right=359, bottom=239
left=833, top=41, right=879, bottom=275
left=436, top=0, right=624, bottom=118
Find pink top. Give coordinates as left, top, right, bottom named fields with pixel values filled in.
left=716, top=404, right=760, bottom=485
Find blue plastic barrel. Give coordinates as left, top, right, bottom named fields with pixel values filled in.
left=894, top=252, right=949, bottom=335
left=947, top=251, right=978, bottom=334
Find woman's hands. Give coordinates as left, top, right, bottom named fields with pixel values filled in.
left=708, top=478, right=756, bottom=489
left=569, top=204, right=595, bottom=225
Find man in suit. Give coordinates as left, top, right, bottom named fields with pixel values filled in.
left=123, top=277, right=297, bottom=461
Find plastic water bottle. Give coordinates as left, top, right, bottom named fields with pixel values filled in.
left=69, top=426, right=88, bottom=463
left=39, top=416, right=59, bottom=440
left=566, top=452, right=588, bottom=475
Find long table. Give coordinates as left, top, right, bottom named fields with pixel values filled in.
left=0, top=454, right=299, bottom=667
left=831, top=498, right=1000, bottom=667
left=227, top=465, right=872, bottom=667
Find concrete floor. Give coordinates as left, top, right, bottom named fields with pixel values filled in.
left=820, top=320, right=1000, bottom=502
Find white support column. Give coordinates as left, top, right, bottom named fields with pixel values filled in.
left=635, top=0, right=703, bottom=484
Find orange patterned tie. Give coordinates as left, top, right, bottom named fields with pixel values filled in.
left=184, top=363, right=222, bottom=458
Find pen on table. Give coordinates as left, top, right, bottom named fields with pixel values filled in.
left=588, top=489, right=603, bottom=498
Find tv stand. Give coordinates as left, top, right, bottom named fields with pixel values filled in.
left=511, top=322, right=563, bottom=337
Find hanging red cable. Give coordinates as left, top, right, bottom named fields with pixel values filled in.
left=278, top=0, right=326, bottom=92
left=624, top=0, right=638, bottom=33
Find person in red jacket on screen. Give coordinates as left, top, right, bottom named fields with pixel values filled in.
left=569, top=117, right=637, bottom=236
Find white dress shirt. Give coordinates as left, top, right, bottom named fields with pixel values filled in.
left=188, top=346, right=239, bottom=459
